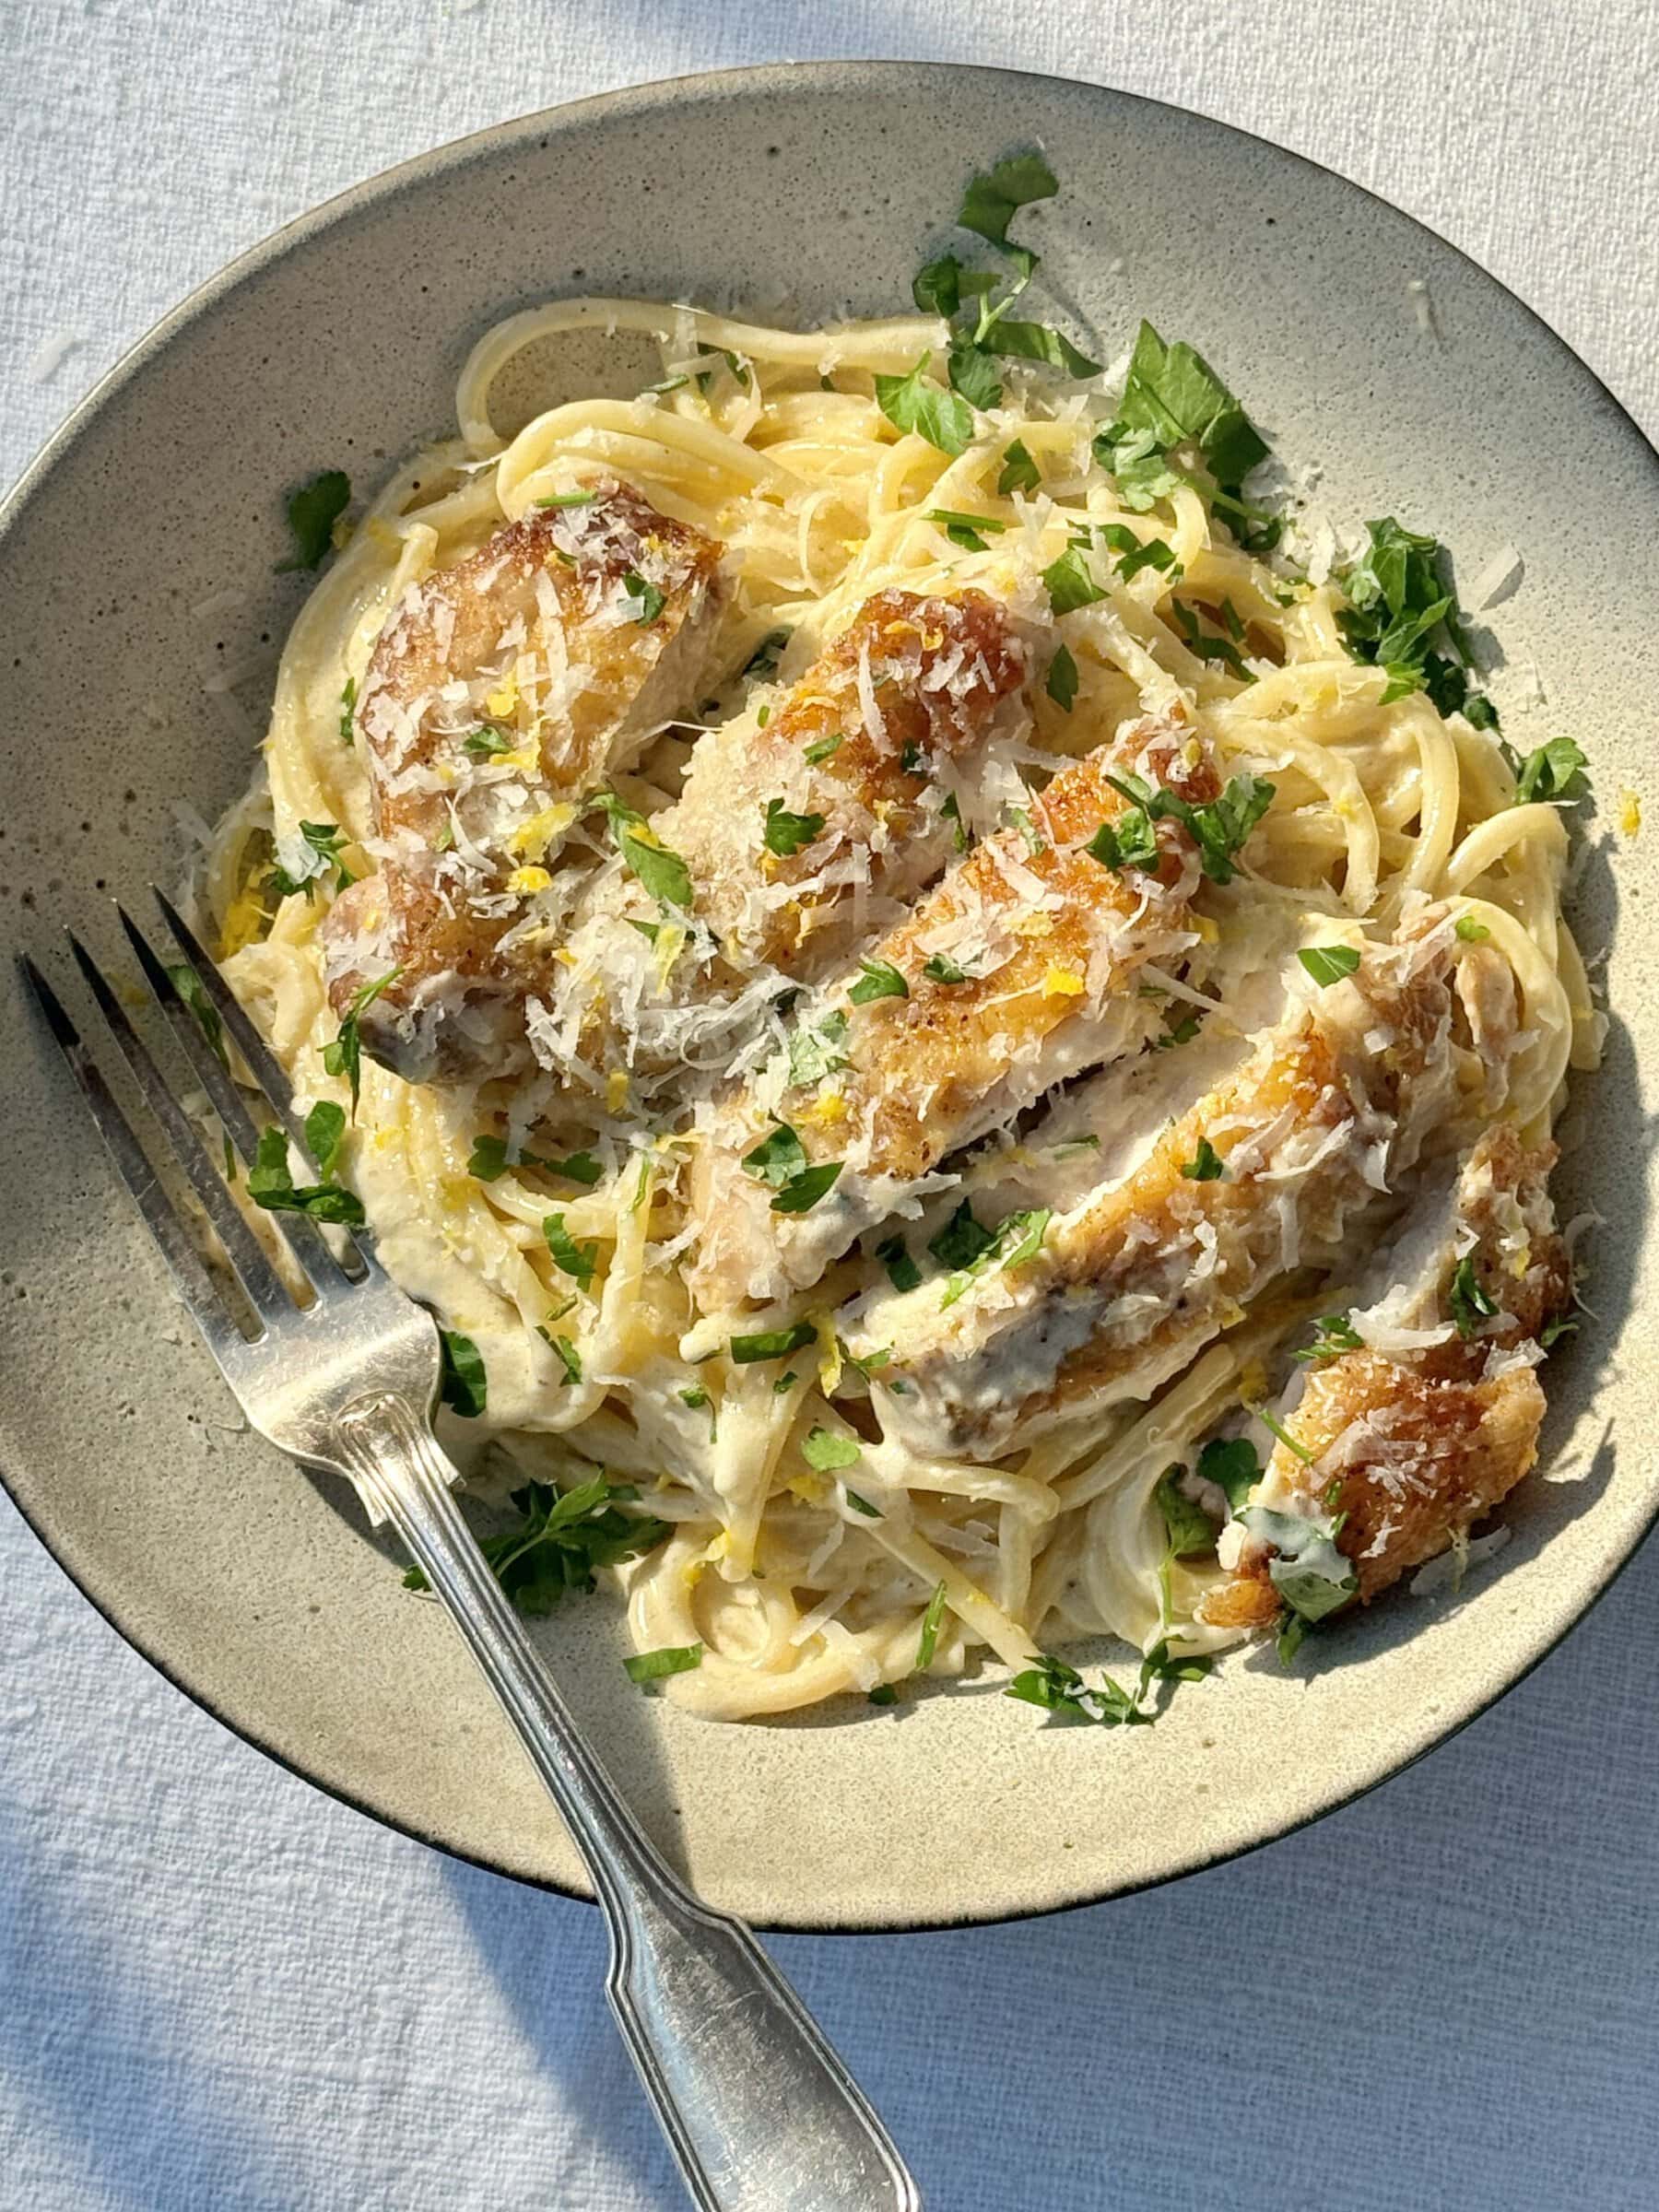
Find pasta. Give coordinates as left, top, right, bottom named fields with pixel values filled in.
left=206, top=192, right=1593, bottom=1723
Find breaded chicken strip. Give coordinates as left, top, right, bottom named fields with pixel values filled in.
left=847, top=924, right=1470, bottom=1461
left=1204, top=1124, right=1570, bottom=1630
left=686, top=713, right=1223, bottom=1312
left=319, top=480, right=726, bottom=1081
left=534, top=589, right=1030, bottom=1087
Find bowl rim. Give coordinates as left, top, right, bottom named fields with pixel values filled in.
left=5, top=56, right=1658, bottom=1935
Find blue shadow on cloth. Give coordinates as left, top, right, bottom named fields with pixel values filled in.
left=442, top=1529, right=1659, bottom=2212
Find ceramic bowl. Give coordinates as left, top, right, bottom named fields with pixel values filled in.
left=2, top=63, right=1653, bottom=1930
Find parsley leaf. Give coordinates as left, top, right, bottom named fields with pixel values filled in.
left=1195, top=1435, right=1261, bottom=1512
left=730, top=1320, right=818, bottom=1364
left=763, top=797, right=827, bottom=856
left=998, top=438, right=1041, bottom=495
left=1295, top=1313, right=1363, bottom=1363
left=1103, top=321, right=1268, bottom=489
left=338, top=676, right=357, bottom=747
left=875, top=354, right=975, bottom=455
left=543, top=1331, right=583, bottom=1387
left=304, top=1100, right=346, bottom=1180
left=1156, top=1469, right=1218, bottom=1559
left=877, top=1234, right=922, bottom=1293
left=267, top=819, right=355, bottom=901
left=946, top=339, right=1004, bottom=412
left=1087, top=804, right=1160, bottom=873
left=959, top=152, right=1059, bottom=244
left=741, top=1124, right=808, bottom=1189
left=1041, top=545, right=1105, bottom=615
left=619, top=569, right=664, bottom=624
left=1240, top=1505, right=1358, bottom=1626
left=987, top=319, right=1100, bottom=377
left=849, top=957, right=910, bottom=1005
left=1124, top=771, right=1274, bottom=887
left=802, top=1426, right=862, bottom=1472
left=926, top=506, right=1009, bottom=551
left=914, top=1581, right=948, bottom=1671
left=462, top=725, right=513, bottom=759
left=406, top=1474, right=668, bottom=1614
left=467, top=1135, right=603, bottom=1185
left=165, top=963, right=227, bottom=1066
left=802, top=731, right=844, bottom=766
left=928, top=1199, right=995, bottom=1271
left=437, top=1330, right=488, bottom=1418
left=1180, top=1136, right=1226, bottom=1182
left=322, top=965, right=403, bottom=1117
left=1449, top=1256, right=1499, bottom=1339
left=542, top=1212, right=597, bottom=1286
left=591, top=792, right=694, bottom=912
left=247, top=1124, right=364, bottom=1227
left=276, top=469, right=350, bottom=572
left=1508, top=735, right=1589, bottom=806
left=624, top=1642, right=703, bottom=1685
left=1298, top=945, right=1362, bottom=987
left=922, top=953, right=970, bottom=985
left=770, top=1162, right=842, bottom=1216
left=785, top=1012, right=850, bottom=1088
left=1046, top=643, right=1078, bottom=711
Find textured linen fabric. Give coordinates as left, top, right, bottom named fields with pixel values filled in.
left=4, top=5, right=1658, bottom=2207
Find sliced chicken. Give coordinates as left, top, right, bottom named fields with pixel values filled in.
left=686, top=713, right=1224, bottom=1313
left=319, top=480, right=727, bottom=1082
left=1204, top=1124, right=1570, bottom=1629
left=533, top=588, right=1030, bottom=1088
left=846, top=921, right=1481, bottom=1462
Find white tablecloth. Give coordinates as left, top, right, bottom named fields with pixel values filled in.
left=4, top=5, right=1658, bottom=2206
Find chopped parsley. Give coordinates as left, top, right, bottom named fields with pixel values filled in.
left=771, top=1162, right=842, bottom=1215
left=1336, top=518, right=1496, bottom=724
left=1093, top=321, right=1268, bottom=503
left=535, top=488, right=599, bottom=509
left=1099, top=769, right=1274, bottom=888
left=304, top=1100, right=346, bottom=1180
left=337, top=676, right=357, bottom=747
left=543, top=1331, right=583, bottom=1387
left=1506, top=735, right=1589, bottom=806
left=802, top=730, right=844, bottom=766
left=1454, top=914, right=1491, bottom=943
left=763, top=797, right=827, bottom=856
left=624, top=1643, right=703, bottom=1685
left=322, top=966, right=403, bottom=1117
left=874, top=353, right=974, bottom=456
left=1171, top=598, right=1253, bottom=680
left=730, top=1319, right=818, bottom=1364
left=164, top=962, right=227, bottom=1066
left=1006, top=1641, right=1208, bottom=1727
left=1179, top=1136, right=1225, bottom=1182
left=542, top=1213, right=597, bottom=1287
left=802, top=1426, right=862, bottom=1472
left=591, top=792, right=694, bottom=912
left=914, top=1581, right=948, bottom=1671
left=926, top=507, right=1009, bottom=551
left=1195, top=1435, right=1261, bottom=1512
left=1295, top=1313, right=1363, bottom=1363
left=437, top=1329, right=488, bottom=1418
left=463, top=725, right=514, bottom=759
left=959, top=150, right=1059, bottom=245
left=276, top=468, right=350, bottom=572
left=1086, top=804, right=1160, bottom=873
left=1298, top=944, right=1362, bottom=987
left=1449, top=1255, right=1499, bottom=1339
left=849, top=957, right=910, bottom=1005
left=267, top=819, right=355, bottom=902
left=406, top=1473, right=667, bottom=1614
left=867, top=1683, right=899, bottom=1707
left=877, top=1234, right=922, bottom=1293
left=247, top=1123, right=364, bottom=1228
left=844, top=1488, right=883, bottom=1518
left=1007, top=803, right=1044, bottom=855
left=928, top=1199, right=995, bottom=1271
left=785, top=1012, right=849, bottom=1088
left=1239, top=1505, right=1358, bottom=1630
left=922, top=952, right=971, bottom=985
left=1045, top=642, right=1078, bottom=711
left=1097, top=524, right=1180, bottom=582
left=1041, top=544, right=1105, bottom=615
left=997, top=438, right=1041, bottom=495
left=739, top=1124, right=841, bottom=1212
left=466, top=1135, right=604, bottom=1186
left=1540, top=1312, right=1578, bottom=1351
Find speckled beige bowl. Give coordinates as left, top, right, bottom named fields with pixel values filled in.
left=1, top=65, right=1653, bottom=1931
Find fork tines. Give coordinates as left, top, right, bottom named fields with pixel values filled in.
left=19, top=893, right=375, bottom=1374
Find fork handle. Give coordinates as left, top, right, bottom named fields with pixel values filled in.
left=334, top=1392, right=922, bottom=2212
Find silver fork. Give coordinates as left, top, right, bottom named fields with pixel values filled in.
left=21, top=891, right=922, bottom=2212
